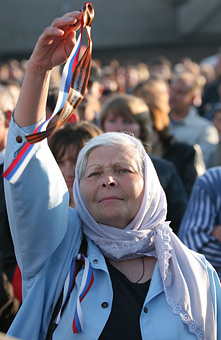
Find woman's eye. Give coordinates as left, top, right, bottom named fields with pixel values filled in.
left=119, top=169, right=130, bottom=173
left=88, top=172, right=100, bottom=177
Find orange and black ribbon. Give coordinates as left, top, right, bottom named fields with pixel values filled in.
left=26, top=2, right=94, bottom=144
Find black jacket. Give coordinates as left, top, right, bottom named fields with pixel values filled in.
left=163, top=140, right=205, bottom=198
left=0, top=164, right=17, bottom=281
left=150, top=155, right=188, bottom=235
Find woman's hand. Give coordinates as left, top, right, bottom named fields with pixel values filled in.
left=28, top=11, right=82, bottom=72
left=14, top=11, right=83, bottom=127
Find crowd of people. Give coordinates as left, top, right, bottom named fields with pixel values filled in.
left=0, top=8, right=221, bottom=340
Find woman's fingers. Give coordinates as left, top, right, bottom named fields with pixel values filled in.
left=41, top=27, right=65, bottom=40
left=38, top=11, right=82, bottom=45
left=28, top=11, right=82, bottom=70
left=63, top=10, right=83, bottom=19
left=51, top=11, right=82, bottom=30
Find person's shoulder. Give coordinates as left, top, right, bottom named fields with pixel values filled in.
left=204, top=166, right=221, bottom=176
left=197, top=167, right=221, bottom=187
left=192, top=250, right=221, bottom=284
left=67, top=207, right=82, bottom=238
left=65, top=207, right=83, bottom=249
left=149, top=154, right=185, bottom=193
left=170, top=140, right=196, bottom=156
left=193, top=111, right=214, bottom=126
left=189, top=167, right=221, bottom=204
left=69, top=207, right=81, bottom=224
left=149, top=154, right=175, bottom=171
left=193, top=114, right=218, bottom=135
left=150, top=155, right=182, bottom=187
left=189, top=249, right=206, bottom=262
left=188, top=249, right=216, bottom=273
left=203, top=79, right=221, bottom=93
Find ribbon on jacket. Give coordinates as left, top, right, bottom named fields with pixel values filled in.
left=54, top=253, right=94, bottom=334
left=3, top=2, right=94, bottom=183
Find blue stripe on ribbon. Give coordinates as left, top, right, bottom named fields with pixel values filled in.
left=73, top=308, right=83, bottom=333
left=79, top=264, right=93, bottom=301
left=64, top=39, right=81, bottom=94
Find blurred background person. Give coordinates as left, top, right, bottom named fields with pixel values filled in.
left=169, top=71, right=219, bottom=168
left=77, top=61, right=103, bottom=125
left=204, top=102, right=221, bottom=166
left=133, top=76, right=206, bottom=197
left=147, top=55, right=172, bottom=82
left=6, top=59, right=25, bottom=86
left=0, top=62, right=10, bottom=82
left=199, top=48, right=221, bottom=117
left=0, top=80, right=20, bottom=109
left=200, top=63, right=216, bottom=87
left=124, top=64, right=143, bottom=94
left=0, top=254, right=21, bottom=333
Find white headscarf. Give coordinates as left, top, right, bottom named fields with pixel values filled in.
left=73, top=132, right=215, bottom=340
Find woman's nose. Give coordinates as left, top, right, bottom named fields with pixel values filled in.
left=117, top=123, right=125, bottom=132
left=101, top=175, right=117, bottom=188
left=63, top=163, right=74, bottom=177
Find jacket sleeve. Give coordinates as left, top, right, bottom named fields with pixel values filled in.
left=179, top=171, right=221, bottom=273
left=4, top=116, right=70, bottom=280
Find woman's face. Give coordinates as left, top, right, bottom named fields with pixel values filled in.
left=103, top=111, right=141, bottom=138
left=57, top=145, right=78, bottom=197
left=80, top=144, right=144, bottom=229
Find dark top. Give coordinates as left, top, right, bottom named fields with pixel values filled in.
left=0, top=163, right=17, bottom=281
left=0, top=164, right=21, bottom=333
left=198, top=80, right=221, bottom=117
left=99, top=261, right=151, bottom=340
left=150, top=154, right=188, bottom=235
left=163, top=140, right=202, bottom=198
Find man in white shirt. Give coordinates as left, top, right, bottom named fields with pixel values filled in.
left=169, top=72, right=219, bottom=168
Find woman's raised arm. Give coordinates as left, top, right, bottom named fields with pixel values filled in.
left=14, top=11, right=82, bottom=127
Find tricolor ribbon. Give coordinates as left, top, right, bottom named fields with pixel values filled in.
left=3, top=2, right=94, bottom=183
left=54, top=253, right=94, bottom=334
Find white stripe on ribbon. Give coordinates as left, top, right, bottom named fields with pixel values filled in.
left=54, top=271, right=71, bottom=324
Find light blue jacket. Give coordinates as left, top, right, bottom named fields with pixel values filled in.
left=169, top=107, right=219, bottom=168
left=4, top=118, right=221, bottom=340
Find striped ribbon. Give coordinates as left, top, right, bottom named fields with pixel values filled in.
left=54, top=253, right=94, bottom=334
left=3, top=2, right=94, bottom=183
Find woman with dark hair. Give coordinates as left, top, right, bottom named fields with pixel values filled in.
left=49, top=121, right=102, bottom=208
left=99, top=94, right=152, bottom=150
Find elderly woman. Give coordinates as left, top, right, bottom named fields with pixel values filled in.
left=4, top=10, right=221, bottom=340
left=99, top=93, right=188, bottom=234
